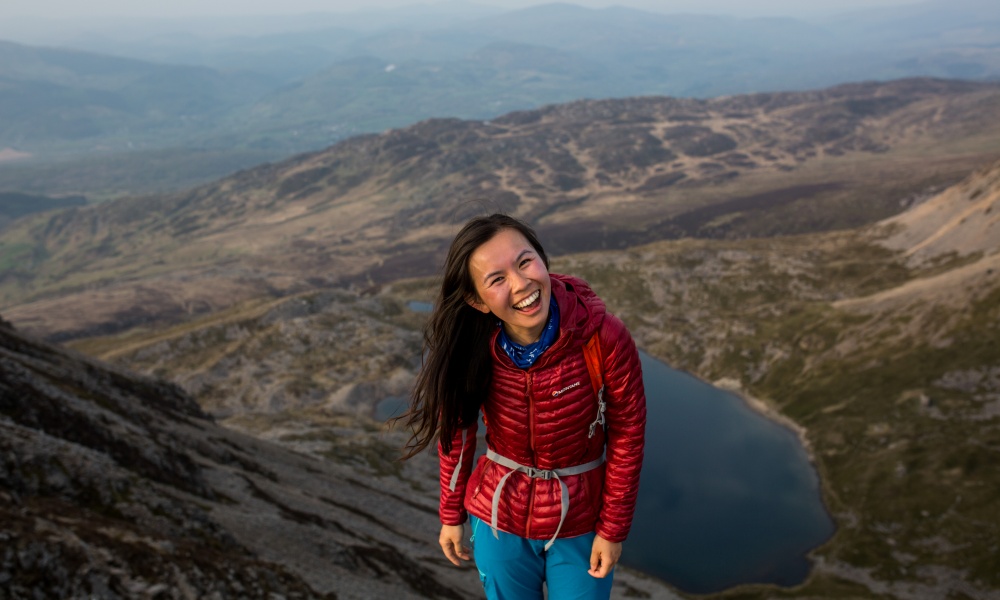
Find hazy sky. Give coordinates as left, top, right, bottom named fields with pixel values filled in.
left=2, top=0, right=924, bottom=19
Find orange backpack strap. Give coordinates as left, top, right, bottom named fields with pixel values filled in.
left=583, top=332, right=607, bottom=438
left=583, top=333, right=604, bottom=397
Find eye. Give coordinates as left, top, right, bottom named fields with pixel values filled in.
left=489, top=276, right=504, bottom=287
left=520, top=257, right=532, bottom=268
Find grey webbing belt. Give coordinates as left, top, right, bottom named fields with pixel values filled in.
left=485, top=449, right=605, bottom=550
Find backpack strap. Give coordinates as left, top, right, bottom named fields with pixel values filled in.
left=583, top=332, right=606, bottom=438
left=583, top=333, right=603, bottom=396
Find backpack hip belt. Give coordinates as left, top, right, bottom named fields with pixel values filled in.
left=485, top=448, right=605, bottom=550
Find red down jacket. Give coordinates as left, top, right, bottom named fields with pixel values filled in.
left=438, top=273, right=646, bottom=543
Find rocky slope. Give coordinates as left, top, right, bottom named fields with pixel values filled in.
left=0, top=316, right=473, bottom=599
left=4, top=78, right=1000, bottom=341
left=881, top=158, right=1000, bottom=263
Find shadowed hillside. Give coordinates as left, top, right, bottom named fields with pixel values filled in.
left=3, top=78, right=1000, bottom=343
left=0, top=316, right=482, bottom=599
left=0, top=191, right=86, bottom=229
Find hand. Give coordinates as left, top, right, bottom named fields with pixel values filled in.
left=439, top=524, right=471, bottom=566
left=588, top=534, right=621, bottom=578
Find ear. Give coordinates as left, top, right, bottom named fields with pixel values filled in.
left=465, top=295, right=490, bottom=314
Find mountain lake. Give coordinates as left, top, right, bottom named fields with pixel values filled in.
left=622, top=351, right=834, bottom=593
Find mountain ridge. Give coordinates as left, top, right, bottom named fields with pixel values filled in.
left=0, top=39, right=275, bottom=150
left=3, top=78, right=999, bottom=343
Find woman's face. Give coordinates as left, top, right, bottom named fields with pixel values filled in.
left=466, top=228, right=551, bottom=346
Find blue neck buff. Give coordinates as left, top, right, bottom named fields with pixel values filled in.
left=497, top=297, right=560, bottom=369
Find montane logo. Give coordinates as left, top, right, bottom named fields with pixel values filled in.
left=552, top=381, right=582, bottom=397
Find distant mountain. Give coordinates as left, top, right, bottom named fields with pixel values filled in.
left=1, top=0, right=1000, bottom=199
left=0, top=40, right=275, bottom=149
left=827, top=0, right=1000, bottom=41
left=2, top=78, right=999, bottom=342
left=243, top=3, right=1000, bottom=149
left=234, top=43, right=613, bottom=141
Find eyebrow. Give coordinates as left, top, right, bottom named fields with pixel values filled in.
left=482, top=249, right=533, bottom=284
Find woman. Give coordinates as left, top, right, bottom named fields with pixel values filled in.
left=401, top=214, right=646, bottom=599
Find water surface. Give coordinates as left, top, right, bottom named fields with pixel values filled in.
left=623, top=352, right=834, bottom=593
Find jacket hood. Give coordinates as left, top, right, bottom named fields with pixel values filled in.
left=550, top=273, right=606, bottom=344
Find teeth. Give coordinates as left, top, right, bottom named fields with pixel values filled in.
left=514, top=290, right=540, bottom=309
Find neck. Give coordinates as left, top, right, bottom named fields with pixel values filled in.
left=504, top=324, right=543, bottom=346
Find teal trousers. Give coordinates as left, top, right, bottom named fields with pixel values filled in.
left=469, top=515, right=615, bottom=600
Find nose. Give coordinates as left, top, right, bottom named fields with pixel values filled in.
left=509, top=269, right=529, bottom=293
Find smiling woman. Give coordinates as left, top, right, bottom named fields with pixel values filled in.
left=398, top=213, right=646, bottom=600
left=464, top=228, right=553, bottom=346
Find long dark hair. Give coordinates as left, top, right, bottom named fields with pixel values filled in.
left=400, top=213, right=549, bottom=459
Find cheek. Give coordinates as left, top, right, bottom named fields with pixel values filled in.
left=481, top=287, right=508, bottom=311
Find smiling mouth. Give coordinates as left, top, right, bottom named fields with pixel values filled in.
left=513, top=290, right=541, bottom=310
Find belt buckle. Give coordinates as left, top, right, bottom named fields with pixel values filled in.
left=526, top=467, right=552, bottom=480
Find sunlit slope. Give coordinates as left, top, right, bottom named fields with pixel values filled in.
left=880, top=159, right=1000, bottom=262
left=3, top=78, right=1000, bottom=341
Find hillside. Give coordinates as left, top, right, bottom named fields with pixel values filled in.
left=4, top=78, right=1000, bottom=343
left=0, top=315, right=475, bottom=598
left=880, top=158, right=1000, bottom=262
left=0, top=191, right=86, bottom=229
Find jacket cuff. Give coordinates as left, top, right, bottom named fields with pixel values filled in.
left=440, top=510, right=468, bottom=526
left=595, top=522, right=628, bottom=543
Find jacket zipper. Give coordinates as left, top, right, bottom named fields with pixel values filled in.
left=525, top=371, right=535, bottom=539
